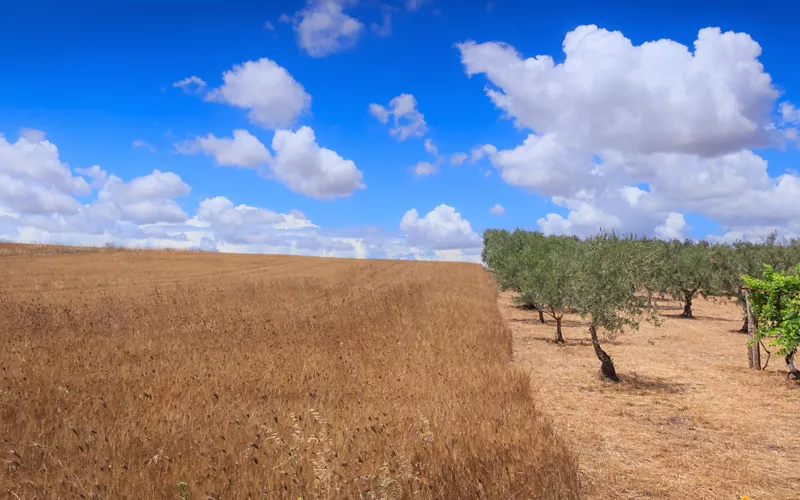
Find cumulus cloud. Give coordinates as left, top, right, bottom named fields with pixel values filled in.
left=489, top=203, right=504, bottom=215
left=95, top=170, right=191, bottom=225
left=0, top=130, right=479, bottom=262
left=285, top=0, right=364, bottom=57
left=197, top=196, right=313, bottom=230
left=20, top=128, right=46, bottom=143
left=206, top=58, right=311, bottom=129
left=654, top=212, right=689, bottom=240
left=489, top=133, right=594, bottom=196
left=270, top=126, right=365, bottom=199
left=458, top=26, right=780, bottom=156
left=0, top=133, right=91, bottom=215
left=369, top=94, right=427, bottom=140
left=75, top=165, right=109, bottom=188
left=177, top=127, right=363, bottom=199
left=459, top=25, right=800, bottom=238
left=780, top=102, right=800, bottom=124
left=176, top=130, right=271, bottom=168
left=400, top=204, right=481, bottom=250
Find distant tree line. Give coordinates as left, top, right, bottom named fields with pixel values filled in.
left=482, top=229, right=800, bottom=381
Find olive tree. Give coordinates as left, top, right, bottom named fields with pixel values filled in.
left=535, top=235, right=582, bottom=343
left=661, top=240, right=715, bottom=319
left=508, top=230, right=548, bottom=323
left=573, top=234, right=659, bottom=382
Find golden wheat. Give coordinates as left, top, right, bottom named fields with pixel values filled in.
left=0, top=244, right=578, bottom=499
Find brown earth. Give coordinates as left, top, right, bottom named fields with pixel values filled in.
left=0, top=244, right=578, bottom=499
left=499, top=291, right=800, bottom=500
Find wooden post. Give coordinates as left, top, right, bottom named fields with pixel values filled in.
left=744, top=289, right=761, bottom=370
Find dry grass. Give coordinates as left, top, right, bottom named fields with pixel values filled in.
left=0, top=245, right=578, bottom=499
left=500, top=292, right=800, bottom=500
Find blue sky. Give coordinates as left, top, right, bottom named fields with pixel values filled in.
left=2, top=0, right=800, bottom=260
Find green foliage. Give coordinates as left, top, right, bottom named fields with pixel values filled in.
left=743, top=265, right=800, bottom=357
left=536, top=235, right=582, bottom=317
left=482, top=228, right=800, bottom=330
left=177, top=481, right=189, bottom=500
left=571, top=233, right=659, bottom=335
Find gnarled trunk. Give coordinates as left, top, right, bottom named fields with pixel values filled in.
left=589, top=325, right=619, bottom=382
left=681, top=291, right=694, bottom=319
left=740, top=315, right=748, bottom=333
left=555, top=317, right=564, bottom=344
left=538, top=309, right=546, bottom=324
left=787, top=348, right=800, bottom=382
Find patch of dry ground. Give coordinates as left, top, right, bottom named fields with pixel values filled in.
left=500, top=291, right=800, bottom=500
left=0, top=245, right=578, bottom=499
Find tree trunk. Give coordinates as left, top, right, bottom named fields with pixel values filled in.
left=647, top=288, right=653, bottom=307
left=555, top=317, right=564, bottom=344
left=787, top=348, right=800, bottom=382
left=681, top=291, right=694, bottom=319
left=589, top=325, right=619, bottom=382
left=740, top=315, right=748, bottom=333
left=538, top=309, right=546, bottom=324
left=745, top=290, right=761, bottom=370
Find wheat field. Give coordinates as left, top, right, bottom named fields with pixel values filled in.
left=0, top=244, right=579, bottom=499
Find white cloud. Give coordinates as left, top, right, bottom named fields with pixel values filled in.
left=20, top=128, right=46, bottom=143
left=780, top=102, right=800, bottom=124
left=206, top=58, right=311, bottom=129
left=537, top=198, right=622, bottom=237
left=96, top=170, right=190, bottom=225
left=654, top=212, right=688, bottom=240
left=197, top=196, right=312, bottom=230
left=489, top=203, right=504, bottom=215
left=458, top=26, right=780, bottom=157
left=424, top=138, right=438, bottom=157
left=459, top=25, right=800, bottom=239
left=0, top=133, right=90, bottom=215
left=368, top=103, right=390, bottom=124
left=76, top=165, right=109, bottom=188
left=0, top=130, right=480, bottom=262
left=287, top=0, right=364, bottom=58
left=270, top=126, right=365, bottom=199
left=173, top=76, right=207, bottom=93
left=177, top=130, right=271, bottom=168
left=132, top=140, right=156, bottom=153
left=400, top=204, right=481, bottom=250
left=489, top=133, right=594, bottom=196
left=469, top=144, right=497, bottom=163
left=369, top=94, right=427, bottom=140
left=192, top=196, right=317, bottom=246
left=412, top=161, right=438, bottom=177
left=265, top=21, right=275, bottom=31
left=450, top=152, right=468, bottom=166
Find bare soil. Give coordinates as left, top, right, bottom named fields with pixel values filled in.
left=499, top=291, right=800, bottom=500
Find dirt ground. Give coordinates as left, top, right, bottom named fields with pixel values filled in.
left=499, top=291, right=800, bottom=500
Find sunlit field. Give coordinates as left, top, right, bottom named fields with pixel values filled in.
left=0, top=244, right=578, bottom=499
